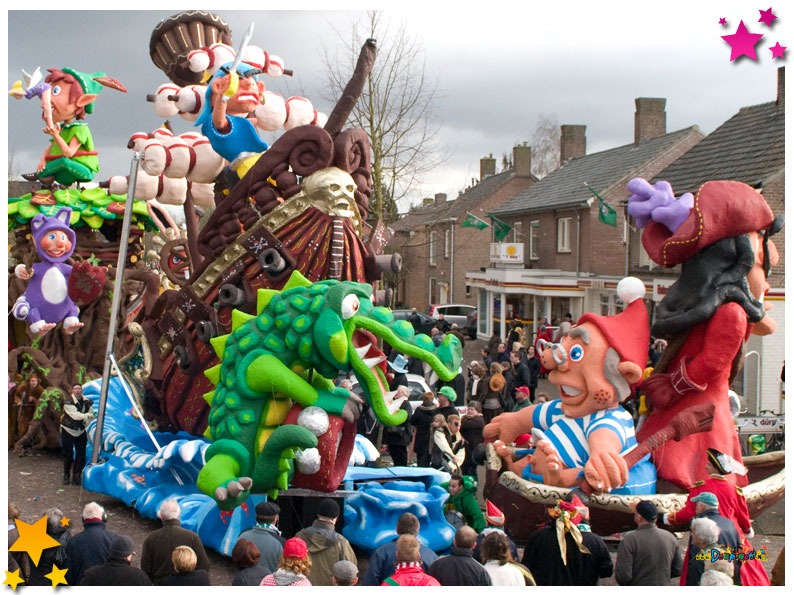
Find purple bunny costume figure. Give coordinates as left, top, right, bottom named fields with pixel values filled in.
left=12, top=208, right=83, bottom=336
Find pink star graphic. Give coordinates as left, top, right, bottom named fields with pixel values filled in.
left=721, top=20, right=765, bottom=61
left=719, top=17, right=727, bottom=26
left=770, top=42, right=787, bottom=59
left=758, top=8, right=777, bottom=27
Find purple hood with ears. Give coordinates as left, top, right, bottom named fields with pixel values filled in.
left=31, top=208, right=76, bottom=264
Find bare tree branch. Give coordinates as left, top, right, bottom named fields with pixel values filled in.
left=531, top=113, right=561, bottom=179
left=321, top=11, right=449, bottom=224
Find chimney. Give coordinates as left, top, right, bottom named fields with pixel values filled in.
left=777, top=66, right=785, bottom=114
left=480, top=156, right=496, bottom=180
left=634, top=97, right=666, bottom=144
left=422, top=197, right=434, bottom=207
left=434, top=193, right=447, bottom=205
left=560, top=125, right=586, bottom=164
left=513, top=143, right=532, bottom=177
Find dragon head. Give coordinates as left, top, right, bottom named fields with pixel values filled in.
left=312, top=280, right=461, bottom=426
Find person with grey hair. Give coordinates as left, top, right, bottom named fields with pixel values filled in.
left=28, top=508, right=72, bottom=586
left=700, top=569, right=733, bottom=586
left=684, top=493, right=741, bottom=586
left=65, top=502, right=118, bottom=585
left=141, top=499, right=210, bottom=584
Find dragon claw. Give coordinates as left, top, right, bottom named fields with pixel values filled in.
left=238, top=477, right=253, bottom=490
left=215, top=486, right=228, bottom=501
left=227, top=480, right=245, bottom=498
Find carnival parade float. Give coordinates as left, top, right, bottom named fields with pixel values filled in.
left=7, top=11, right=783, bottom=555
left=482, top=178, right=785, bottom=537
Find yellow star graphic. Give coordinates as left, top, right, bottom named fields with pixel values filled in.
left=59, top=517, right=70, bottom=528
left=45, top=565, right=68, bottom=588
left=3, top=569, right=25, bottom=591
left=8, top=515, right=61, bottom=566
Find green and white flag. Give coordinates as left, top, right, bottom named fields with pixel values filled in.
left=461, top=212, right=490, bottom=230
left=486, top=212, right=513, bottom=241
left=586, top=185, right=617, bottom=227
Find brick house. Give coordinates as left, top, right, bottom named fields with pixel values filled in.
left=640, top=67, right=786, bottom=414
left=466, top=97, right=704, bottom=339
left=388, top=145, right=536, bottom=311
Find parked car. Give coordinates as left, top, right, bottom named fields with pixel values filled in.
left=427, top=304, right=477, bottom=330
left=391, top=309, right=436, bottom=336
left=348, top=373, right=432, bottom=413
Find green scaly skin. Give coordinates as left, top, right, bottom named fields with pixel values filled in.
left=197, top=271, right=462, bottom=510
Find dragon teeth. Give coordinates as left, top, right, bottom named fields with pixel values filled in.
left=362, top=355, right=386, bottom=368
left=354, top=345, right=370, bottom=358
left=383, top=390, right=398, bottom=403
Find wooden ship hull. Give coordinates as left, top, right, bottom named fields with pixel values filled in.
left=483, top=444, right=785, bottom=536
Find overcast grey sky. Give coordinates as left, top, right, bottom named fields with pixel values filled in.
left=6, top=2, right=787, bottom=210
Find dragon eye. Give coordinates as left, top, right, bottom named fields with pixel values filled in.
left=570, top=345, right=584, bottom=362
left=341, top=294, right=360, bottom=319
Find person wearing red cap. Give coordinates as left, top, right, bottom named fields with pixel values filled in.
left=511, top=386, right=531, bottom=411
left=259, top=537, right=312, bottom=586
left=483, top=277, right=656, bottom=495
left=628, top=178, right=783, bottom=492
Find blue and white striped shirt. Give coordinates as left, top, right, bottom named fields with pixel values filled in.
left=531, top=399, right=637, bottom=470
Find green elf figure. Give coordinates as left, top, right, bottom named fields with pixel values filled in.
left=22, top=67, right=126, bottom=188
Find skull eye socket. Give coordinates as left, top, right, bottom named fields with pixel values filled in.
left=570, top=345, right=584, bottom=362
left=330, top=183, right=341, bottom=192
left=346, top=185, right=355, bottom=193
left=341, top=294, right=360, bottom=319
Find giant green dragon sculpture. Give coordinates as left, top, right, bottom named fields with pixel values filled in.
left=197, top=271, right=462, bottom=510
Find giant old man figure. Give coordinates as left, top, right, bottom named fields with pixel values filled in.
left=483, top=277, right=657, bottom=494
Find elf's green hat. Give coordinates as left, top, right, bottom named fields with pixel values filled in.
left=61, top=68, right=107, bottom=114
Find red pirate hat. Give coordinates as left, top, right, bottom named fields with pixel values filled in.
left=642, top=180, right=775, bottom=268
left=485, top=499, right=505, bottom=526
left=576, top=277, right=649, bottom=371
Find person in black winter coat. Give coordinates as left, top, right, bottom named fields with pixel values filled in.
left=27, top=508, right=71, bottom=586
left=459, top=403, right=485, bottom=477
left=65, top=502, right=118, bottom=586
left=160, top=546, right=211, bottom=586
left=80, top=535, right=152, bottom=586
left=526, top=346, right=541, bottom=402
left=427, top=526, right=492, bottom=586
left=409, top=393, right=438, bottom=467
left=522, top=498, right=612, bottom=586
left=231, top=539, right=270, bottom=586
left=382, top=391, right=413, bottom=467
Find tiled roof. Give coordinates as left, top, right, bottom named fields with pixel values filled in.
left=390, top=170, right=520, bottom=231
left=493, top=127, right=702, bottom=216
left=653, top=101, right=784, bottom=193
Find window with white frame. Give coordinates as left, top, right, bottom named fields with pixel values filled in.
left=512, top=220, right=523, bottom=243
left=557, top=217, right=571, bottom=252
left=429, top=231, right=437, bottom=266
left=444, top=229, right=450, bottom=259
left=638, top=239, right=654, bottom=269
left=529, top=220, right=539, bottom=260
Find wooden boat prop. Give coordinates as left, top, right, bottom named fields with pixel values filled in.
left=483, top=443, right=784, bottom=536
